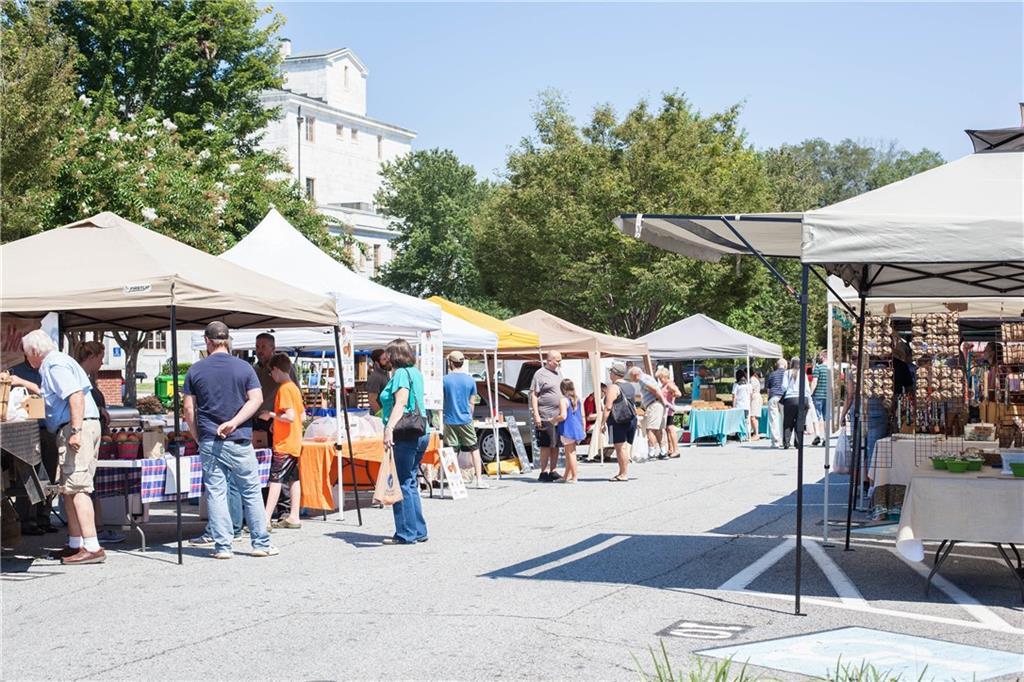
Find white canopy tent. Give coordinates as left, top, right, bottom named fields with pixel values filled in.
left=825, top=276, right=1024, bottom=319
left=640, top=313, right=782, bottom=360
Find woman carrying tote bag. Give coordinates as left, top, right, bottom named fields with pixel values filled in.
left=380, top=338, right=430, bottom=545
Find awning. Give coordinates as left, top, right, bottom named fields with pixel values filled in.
left=613, top=213, right=802, bottom=263
left=427, top=296, right=539, bottom=351
left=826, top=276, right=1024, bottom=319
left=639, top=314, right=782, bottom=360
left=505, top=309, right=648, bottom=359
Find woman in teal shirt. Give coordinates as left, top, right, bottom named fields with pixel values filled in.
left=379, top=338, right=429, bottom=544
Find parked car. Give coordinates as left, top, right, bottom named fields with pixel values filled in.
left=473, top=381, right=532, bottom=462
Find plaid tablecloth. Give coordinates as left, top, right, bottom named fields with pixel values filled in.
left=95, top=449, right=273, bottom=504
left=0, top=419, right=42, bottom=466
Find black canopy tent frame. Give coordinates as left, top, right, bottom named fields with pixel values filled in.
left=332, top=326, right=363, bottom=526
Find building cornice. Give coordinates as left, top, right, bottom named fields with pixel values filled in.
left=262, top=89, right=416, bottom=140
left=284, top=47, right=369, bottom=76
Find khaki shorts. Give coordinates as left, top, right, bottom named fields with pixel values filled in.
left=643, top=402, right=666, bottom=431
left=57, top=420, right=101, bottom=494
left=444, top=423, right=478, bottom=452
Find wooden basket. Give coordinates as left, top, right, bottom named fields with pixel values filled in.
left=0, top=372, right=11, bottom=422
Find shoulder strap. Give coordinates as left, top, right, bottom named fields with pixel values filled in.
left=401, top=368, right=420, bottom=413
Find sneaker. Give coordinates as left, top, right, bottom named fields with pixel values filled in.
left=475, top=478, right=491, bottom=489
left=62, top=548, right=106, bottom=565
left=212, top=550, right=233, bottom=560
left=188, top=534, right=215, bottom=548
left=251, top=546, right=280, bottom=557
left=98, top=529, right=126, bottom=544
left=812, top=436, right=822, bottom=446
left=538, top=471, right=551, bottom=482
left=548, top=471, right=562, bottom=481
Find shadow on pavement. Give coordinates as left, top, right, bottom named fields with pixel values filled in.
left=328, top=531, right=393, bottom=548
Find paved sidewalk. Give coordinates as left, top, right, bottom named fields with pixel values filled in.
left=2, top=441, right=1022, bottom=680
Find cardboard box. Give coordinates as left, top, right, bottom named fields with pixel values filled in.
left=252, top=430, right=269, bottom=449
left=23, top=395, right=44, bottom=420
left=141, top=428, right=165, bottom=458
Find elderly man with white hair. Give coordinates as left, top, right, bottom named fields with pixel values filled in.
left=628, top=366, right=669, bottom=459
left=11, top=330, right=104, bottom=564
left=764, top=358, right=788, bottom=448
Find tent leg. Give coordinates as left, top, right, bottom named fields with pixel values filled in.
left=169, top=306, right=183, bottom=565
left=333, top=326, right=362, bottom=526
left=844, top=296, right=867, bottom=551
left=794, top=264, right=809, bottom=616
left=483, top=350, right=499, bottom=480
left=823, top=304, right=834, bottom=547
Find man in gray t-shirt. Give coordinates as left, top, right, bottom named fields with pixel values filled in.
left=530, top=351, right=563, bottom=481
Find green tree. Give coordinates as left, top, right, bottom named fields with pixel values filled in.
left=53, top=0, right=283, bottom=151
left=475, top=91, right=771, bottom=338
left=375, top=149, right=493, bottom=304
left=0, top=0, right=78, bottom=241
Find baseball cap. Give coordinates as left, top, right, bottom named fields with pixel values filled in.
left=447, top=350, right=465, bottom=364
left=204, top=321, right=230, bottom=340
left=610, top=361, right=626, bottom=376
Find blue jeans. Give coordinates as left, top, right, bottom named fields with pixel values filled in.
left=204, top=479, right=242, bottom=538
left=391, top=434, right=430, bottom=543
left=864, top=398, right=890, bottom=471
left=813, top=398, right=827, bottom=424
left=200, top=439, right=270, bottom=553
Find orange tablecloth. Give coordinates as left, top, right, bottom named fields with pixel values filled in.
left=298, top=432, right=442, bottom=509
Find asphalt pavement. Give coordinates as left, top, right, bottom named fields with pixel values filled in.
left=2, top=440, right=1022, bottom=680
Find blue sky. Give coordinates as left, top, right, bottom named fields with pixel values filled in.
left=266, top=2, right=1023, bottom=179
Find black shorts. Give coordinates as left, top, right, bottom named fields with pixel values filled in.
left=269, top=453, right=299, bottom=484
left=535, top=422, right=558, bottom=448
left=608, top=418, right=637, bottom=445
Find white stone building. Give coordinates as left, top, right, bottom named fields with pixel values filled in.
left=259, top=40, right=417, bottom=277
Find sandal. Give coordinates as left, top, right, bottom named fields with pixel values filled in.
left=609, top=475, right=628, bottom=482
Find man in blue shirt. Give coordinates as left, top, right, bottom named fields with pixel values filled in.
left=183, top=322, right=275, bottom=559
left=442, top=351, right=488, bottom=489
left=13, top=330, right=104, bottom=564
left=691, top=366, right=709, bottom=402
left=764, top=359, right=788, bottom=448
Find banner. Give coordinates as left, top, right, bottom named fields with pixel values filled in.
left=419, top=330, right=443, bottom=410
left=339, top=325, right=355, bottom=389
left=1, top=316, right=44, bottom=370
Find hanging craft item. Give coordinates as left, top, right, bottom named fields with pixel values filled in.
left=864, top=316, right=894, bottom=359
left=911, top=313, right=960, bottom=357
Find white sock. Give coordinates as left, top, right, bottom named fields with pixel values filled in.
left=83, top=537, right=101, bottom=552
left=69, top=536, right=83, bottom=549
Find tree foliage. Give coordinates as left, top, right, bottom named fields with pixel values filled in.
left=53, top=0, right=284, bottom=151
left=375, top=149, right=493, bottom=304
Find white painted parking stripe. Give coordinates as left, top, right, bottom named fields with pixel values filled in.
left=804, top=540, right=865, bottom=607
left=718, top=538, right=795, bottom=591
left=515, top=535, right=629, bottom=577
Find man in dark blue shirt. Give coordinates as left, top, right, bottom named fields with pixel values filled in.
left=764, top=359, right=788, bottom=448
left=183, top=322, right=275, bottom=559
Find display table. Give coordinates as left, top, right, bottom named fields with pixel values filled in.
left=688, top=408, right=749, bottom=446
left=756, top=406, right=769, bottom=436
left=869, top=437, right=1001, bottom=518
left=895, top=472, right=1024, bottom=598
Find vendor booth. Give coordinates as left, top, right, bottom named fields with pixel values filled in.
left=616, top=122, right=1024, bottom=612
left=0, top=211, right=340, bottom=563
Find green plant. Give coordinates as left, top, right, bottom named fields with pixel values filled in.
left=159, top=361, right=192, bottom=376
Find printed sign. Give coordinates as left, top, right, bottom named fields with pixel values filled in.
left=439, top=447, right=468, bottom=500
left=505, top=415, right=532, bottom=473
left=419, top=330, right=443, bottom=410
left=339, top=325, right=355, bottom=389
left=659, top=620, right=749, bottom=641
left=123, top=283, right=152, bottom=295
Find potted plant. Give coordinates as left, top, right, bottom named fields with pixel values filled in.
left=929, top=455, right=947, bottom=470
left=945, top=456, right=969, bottom=473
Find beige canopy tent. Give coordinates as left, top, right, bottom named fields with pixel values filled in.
left=0, top=211, right=341, bottom=562
left=506, top=310, right=651, bottom=457
left=0, top=212, right=338, bottom=330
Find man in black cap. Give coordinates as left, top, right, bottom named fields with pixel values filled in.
left=182, top=322, right=276, bottom=559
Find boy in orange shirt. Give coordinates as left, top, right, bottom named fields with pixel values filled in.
left=260, top=353, right=305, bottom=529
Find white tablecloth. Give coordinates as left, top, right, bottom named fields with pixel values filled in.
left=895, top=472, right=1024, bottom=561
left=870, top=437, right=1001, bottom=489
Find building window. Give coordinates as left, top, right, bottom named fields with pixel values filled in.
left=305, top=115, right=315, bottom=142
left=336, top=123, right=344, bottom=138
left=344, top=65, right=349, bottom=89
left=305, top=177, right=315, bottom=199
left=373, top=244, right=381, bottom=274
left=350, top=128, right=358, bottom=143
left=377, top=135, right=383, bottom=160
left=145, top=332, right=166, bottom=351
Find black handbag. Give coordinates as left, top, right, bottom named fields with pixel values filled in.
left=609, top=381, right=636, bottom=424
left=393, top=369, right=427, bottom=442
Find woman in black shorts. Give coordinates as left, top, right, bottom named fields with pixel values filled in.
left=603, top=362, right=637, bottom=481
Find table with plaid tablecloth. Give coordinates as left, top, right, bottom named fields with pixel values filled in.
left=95, top=448, right=273, bottom=504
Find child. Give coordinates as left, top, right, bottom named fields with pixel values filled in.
left=557, top=379, right=585, bottom=483
left=260, top=353, right=305, bottom=529
left=732, top=369, right=752, bottom=441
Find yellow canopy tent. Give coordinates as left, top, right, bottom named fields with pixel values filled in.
left=427, top=296, right=540, bottom=350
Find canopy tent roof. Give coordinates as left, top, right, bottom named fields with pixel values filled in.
left=639, top=314, right=782, bottom=360
left=427, top=296, right=540, bottom=351
left=825, top=276, right=1024, bottom=319
left=617, top=147, right=1024, bottom=300
left=505, top=309, right=648, bottom=359
left=0, top=212, right=338, bottom=331
left=222, top=209, right=441, bottom=333
left=190, top=310, right=498, bottom=352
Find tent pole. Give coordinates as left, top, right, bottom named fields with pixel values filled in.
left=333, top=326, right=362, bottom=526
left=794, top=264, right=809, bottom=616
left=823, top=303, right=834, bottom=547
left=483, top=350, right=500, bottom=480
left=844, top=295, right=868, bottom=551
left=169, top=305, right=183, bottom=565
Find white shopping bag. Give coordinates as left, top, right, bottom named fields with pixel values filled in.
left=631, top=429, right=649, bottom=462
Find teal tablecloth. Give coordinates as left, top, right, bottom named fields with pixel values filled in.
left=689, top=408, right=750, bottom=445
left=757, top=406, right=769, bottom=435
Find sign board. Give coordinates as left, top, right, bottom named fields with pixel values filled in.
left=339, top=326, right=355, bottom=389
left=419, top=330, right=443, bottom=410
left=1, top=316, right=43, bottom=370
left=438, top=447, right=468, bottom=500
left=505, top=415, right=532, bottom=473
left=659, top=620, right=749, bottom=641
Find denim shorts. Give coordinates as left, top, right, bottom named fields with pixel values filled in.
left=608, top=418, right=637, bottom=445
left=813, top=398, right=827, bottom=421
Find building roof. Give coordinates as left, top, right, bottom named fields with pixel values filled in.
left=284, top=47, right=368, bottom=74
left=263, top=88, right=417, bottom=138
